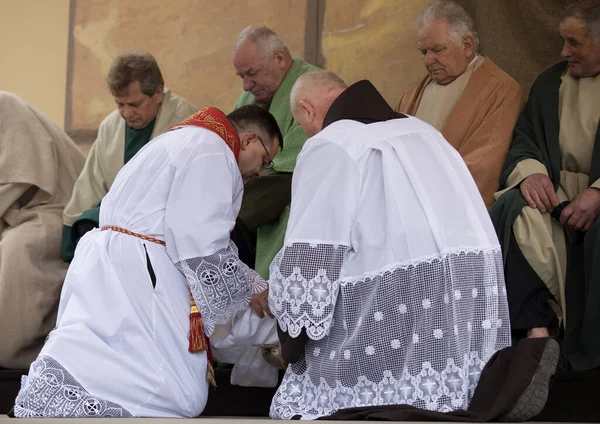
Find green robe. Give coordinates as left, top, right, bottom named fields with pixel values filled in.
left=61, top=119, right=156, bottom=261
left=491, top=61, right=600, bottom=370
left=234, top=59, right=319, bottom=279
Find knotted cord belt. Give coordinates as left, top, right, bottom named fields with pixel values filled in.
left=101, top=226, right=216, bottom=388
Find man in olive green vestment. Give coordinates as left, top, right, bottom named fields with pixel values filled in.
left=491, top=0, right=600, bottom=370
left=232, top=26, right=319, bottom=279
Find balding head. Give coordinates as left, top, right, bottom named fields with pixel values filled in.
left=233, top=26, right=291, bottom=58
left=290, top=71, right=348, bottom=137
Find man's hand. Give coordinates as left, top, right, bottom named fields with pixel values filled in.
left=560, top=188, right=600, bottom=232
left=251, top=289, right=274, bottom=318
left=520, top=173, right=559, bottom=213
left=278, top=343, right=289, bottom=369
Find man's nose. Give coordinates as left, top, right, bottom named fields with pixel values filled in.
left=424, top=52, right=436, bottom=66
left=123, top=105, right=135, bottom=118
left=243, top=77, right=254, bottom=92
left=561, top=42, right=572, bottom=58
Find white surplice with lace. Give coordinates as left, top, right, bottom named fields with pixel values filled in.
left=14, top=126, right=278, bottom=418
left=269, top=116, right=511, bottom=419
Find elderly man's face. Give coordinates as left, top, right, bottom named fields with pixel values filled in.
left=417, top=18, right=474, bottom=85
left=114, top=80, right=163, bottom=129
left=233, top=40, right=287, bottom=104
left=560, top=17, right=600, bottom=78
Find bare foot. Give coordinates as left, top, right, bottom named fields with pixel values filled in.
left=259, top=344, right=288, bottom=369
left=527, top=327, right=550, bottom=338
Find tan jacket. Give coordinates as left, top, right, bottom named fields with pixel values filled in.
left=0, top=92, right=85, bottom=368
left=397, top=58, right=524, bottom=209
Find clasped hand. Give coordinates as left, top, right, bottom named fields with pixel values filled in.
left=521, top=173, right=600, bottom=232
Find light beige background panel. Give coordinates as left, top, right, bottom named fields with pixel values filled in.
left=69, top=0, right=309, bottom=131
left=322, top=0, right=431, bottom=107
left=456, top=0, right=565, bottom=94
left=0, top=0, right=70, bottom=128
left=0, top=0, right=568, bottom=136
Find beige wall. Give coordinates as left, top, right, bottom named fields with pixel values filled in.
left=68, top=0, right=434, bottom=133
left=323, top=0, right=431, bottom=108
left=0, top=0, right=70, bottom=128
left=0, top=0, right=565, bottom=137
left=69, top=0, right=310, bottom=131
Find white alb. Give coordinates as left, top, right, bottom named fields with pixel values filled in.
left=15, top=127, right=278, bottom=418
left=269, top=116, right=511, bottom=419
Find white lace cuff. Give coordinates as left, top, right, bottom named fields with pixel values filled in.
left=239, top=261, right=268, bottom=294
left=269, top=243, right=348, bottom=340
left=176, top=240, right=253, bottom=336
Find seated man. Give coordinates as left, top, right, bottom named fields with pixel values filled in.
left=268, top=71, right=558, bottom=421
left=397, top=0, right=523, bottom=209
left=62, top=51, right=197, bottom=261
left=0, top=92, right=84, bottom=369
left=492, top=0, right=600, bottom=370
left=14, top=106, right=282, bottom=418
left=232, top=25, right=319, bottom=276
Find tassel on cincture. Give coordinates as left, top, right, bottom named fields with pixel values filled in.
left=207, top=361, right=217, bottom=389
left=188, top=297, right=217, bottom=389
left=188, top=299, right=208, bottom=353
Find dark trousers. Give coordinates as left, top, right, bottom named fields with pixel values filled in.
left=504, top=231, right=557, bottom=332
left=234, top=172, right=293, bottom=269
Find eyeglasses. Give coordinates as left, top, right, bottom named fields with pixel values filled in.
left=256, top=135, right=274, bottom=170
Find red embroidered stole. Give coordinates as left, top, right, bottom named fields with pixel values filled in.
left=170, top=106, right=240, bottom=159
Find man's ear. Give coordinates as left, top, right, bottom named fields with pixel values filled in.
left=463, top=35, right=475, bottom=57
left=298, top=99, right=314, bottom=121
left=239, top=133, right=252, bottom=151
left=274, top=50, right=286, bottom=68
left=153, top=84, right=165, bottom=103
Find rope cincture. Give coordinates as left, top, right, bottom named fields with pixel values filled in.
left=101, top=226, right=166, bottom=245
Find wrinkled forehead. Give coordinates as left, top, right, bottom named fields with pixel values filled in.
left=560, top=16, right=591, bottom=42
left=113, top=81, right=148, bottom=103
left=417, top=18, right=453, bottom=48
left=233, top=40, right=270, bottom=73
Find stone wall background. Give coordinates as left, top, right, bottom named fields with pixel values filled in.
left=67, top=0, right=567, bottom=150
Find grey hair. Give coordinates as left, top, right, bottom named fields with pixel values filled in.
left=233, top=25, right=291, bottom=58
left=290, top=70, right=348, bottom=110
left=564, top=0, right=600, bottom=44
left=417, top=1, right=480, bottom=53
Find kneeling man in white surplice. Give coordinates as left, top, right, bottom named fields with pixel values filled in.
left=14, top=105, right=282, bottom=418
left=268, top=71, right=513, bottom=419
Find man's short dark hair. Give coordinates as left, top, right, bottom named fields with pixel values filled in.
left=107, top=51, right=165, bottom=97
left=227, top=105, right=283, bottom=150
